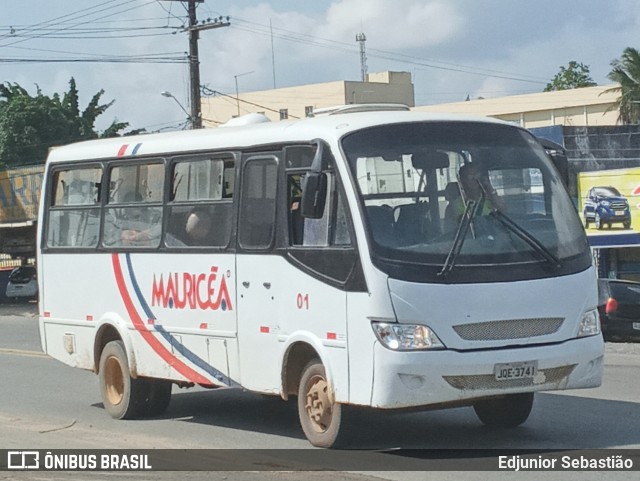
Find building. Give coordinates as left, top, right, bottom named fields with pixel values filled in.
left=413, top=85, right=620, bottom=128
left=201, top=71, right=414, bottom=127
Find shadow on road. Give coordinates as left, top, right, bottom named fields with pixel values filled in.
left=106, top=386, right=640, bottom=450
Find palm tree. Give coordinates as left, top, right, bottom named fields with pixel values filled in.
left=606, top=47, right=640, bottom=124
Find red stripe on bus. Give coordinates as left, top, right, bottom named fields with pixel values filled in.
left=111, top=253, right=210, bottom=385
left=117, top=144, right=128, bottom=157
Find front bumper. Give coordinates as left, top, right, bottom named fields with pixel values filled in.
left=370, top=334, right=604, bottom=409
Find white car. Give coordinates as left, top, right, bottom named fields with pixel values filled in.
left=5, top=266, right=38, bottom=301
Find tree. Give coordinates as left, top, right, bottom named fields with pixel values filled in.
left=544, top=61, right=597, bottom=92
left=0, top=78, right=139, bottom=167
left=606, top=47, right=640, bottom=124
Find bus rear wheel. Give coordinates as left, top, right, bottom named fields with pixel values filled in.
left=297, top=360, right=343, bottom=448
left=473, top=392, right=534, bottom=428
left=98, top=340, right=149, bottom=419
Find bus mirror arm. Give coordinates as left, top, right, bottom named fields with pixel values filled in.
left=301, top=139, right=329, bottom=219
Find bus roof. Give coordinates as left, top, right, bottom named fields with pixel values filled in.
left=46, top=110, right=513, bottom=164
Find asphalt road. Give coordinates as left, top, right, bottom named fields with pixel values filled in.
left=2, top=302, right=640, bottom=480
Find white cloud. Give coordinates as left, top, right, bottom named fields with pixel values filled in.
left=324, top=0, right=462, bottom=49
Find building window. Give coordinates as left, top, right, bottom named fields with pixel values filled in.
left=279, top=108, right=288, bottom=120
left=305, top=106, right=313, bottom=117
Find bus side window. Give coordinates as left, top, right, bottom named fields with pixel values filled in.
left=286, top=143, right=352, bottom=248
left=333, top=190, right=351, bottom=246
left=286, top=163, right=351, bottom=247
left=46, top=166, right=102, bottom=248
left=288, top=173, right=342, bottom=247
left=300, top=173, right=332, bottom=247
left=238, top=156, right=278, bottom=250
left=166, top=156, right=234, bottom=248
left=102, top=162, right=164, bottom=248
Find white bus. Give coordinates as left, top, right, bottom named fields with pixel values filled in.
left=37, top=107, right=604, bottom=448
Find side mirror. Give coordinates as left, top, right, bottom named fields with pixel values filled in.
left=301, top=172, right=328, bottom=218
left=301, top=140, right=329, bottom=219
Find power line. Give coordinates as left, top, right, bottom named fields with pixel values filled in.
left=5, top=43, right=186, bottom=59
left=0, top=16, right=181, bottom=28
left=0, top=0, right=124, bottom=40
left=2, top=25, right=179, bottom=35
left=0, top=0, right=156, bottom=48
left=0, top=56, right=186, bottom=64
left=3, top=31, right=180, bottom=41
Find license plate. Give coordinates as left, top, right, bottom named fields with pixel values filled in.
left=633, top=322, right=640, bottom=331
left=494, top=362, right=537, bottom=381
left=615, top=211, right=625, bottom=216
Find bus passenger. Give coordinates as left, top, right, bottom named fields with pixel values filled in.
left=452, top=163, right=505, bottom=219
left=184, top=208, right=212, bottom=245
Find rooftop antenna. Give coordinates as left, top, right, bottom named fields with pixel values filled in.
left=356, top=32, right=368, bottom=82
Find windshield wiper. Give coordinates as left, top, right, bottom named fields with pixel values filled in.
left=438, top=199, right=478, bottom=277
left=489, top=210, right=562, bottom=268
left=439, top=189, right=561, bottom=276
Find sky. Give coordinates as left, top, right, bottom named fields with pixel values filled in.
left=2, top=0, right=640, bottom=133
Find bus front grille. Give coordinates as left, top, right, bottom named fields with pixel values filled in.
left=452, top=317, right=564, bottom=341
left=443, top=365, right=576, bottom=391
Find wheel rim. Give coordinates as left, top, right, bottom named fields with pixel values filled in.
left=304, top=375, right=332, bottom=433
left=104, top=355, right=125, bottom=406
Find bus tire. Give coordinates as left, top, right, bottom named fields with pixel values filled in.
left=144, top=379, right=172, bottom=417
left=297, top=360, right=344, bottom=448
left=473, top=392, right=534, bottom=428
left=98, top=340, right=148, bottom=420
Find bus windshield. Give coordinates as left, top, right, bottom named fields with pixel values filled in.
left=341, top=121, right=591, bottom=283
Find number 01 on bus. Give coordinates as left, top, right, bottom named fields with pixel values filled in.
left=37, top=106, right=604, bottom=448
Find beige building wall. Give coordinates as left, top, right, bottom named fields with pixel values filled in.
left=201, top=71, right=414, bottom=127
left=412, top=84, right=620, bottom=128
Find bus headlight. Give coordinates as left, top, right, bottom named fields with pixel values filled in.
left=577, top=309, right=600, bottom=337
left=371, top=321, right=445, bottom=351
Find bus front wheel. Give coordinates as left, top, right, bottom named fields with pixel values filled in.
left=145, top=379, right=172, bottom=417
left=473, top=392, right=534, bottom=428
left=297, top=360, right=343, bottom=448
left=98, top=340, right=149, bottom=419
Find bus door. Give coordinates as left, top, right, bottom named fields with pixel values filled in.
left=279, top=145, right=356, bottom=402
left=236, top=153, right=282, bottom=392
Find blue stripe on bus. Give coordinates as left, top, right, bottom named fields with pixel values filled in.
left=124, top=253, right=237, bottom=387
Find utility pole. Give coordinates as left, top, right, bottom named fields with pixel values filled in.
left=163, top=1, right=229, bottom=129
left=187, top=0, right=201, bottom=128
